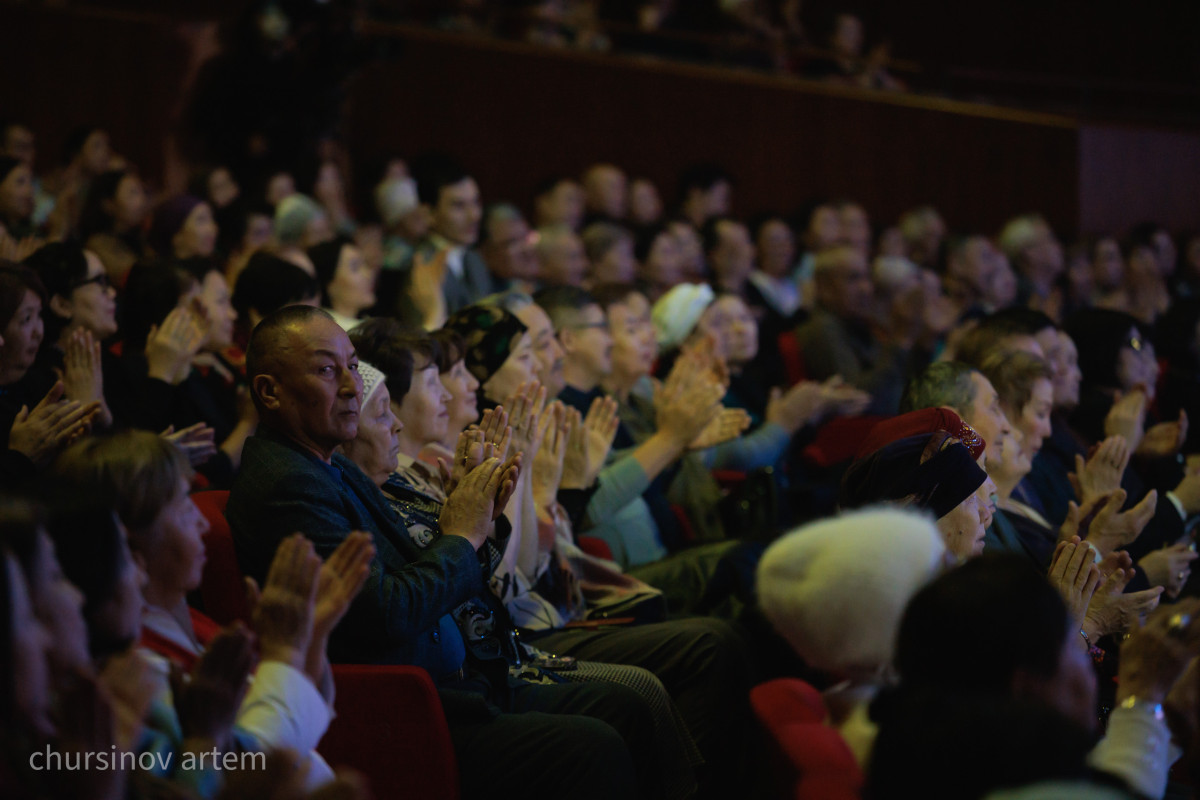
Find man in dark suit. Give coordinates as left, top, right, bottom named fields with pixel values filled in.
left=227, top=306, right=656, bottom=799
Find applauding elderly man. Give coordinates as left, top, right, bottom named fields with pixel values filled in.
left=227, top=306, right=659, bottom=800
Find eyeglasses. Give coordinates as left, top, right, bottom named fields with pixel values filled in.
left=73, top=273, right=110, bottom=291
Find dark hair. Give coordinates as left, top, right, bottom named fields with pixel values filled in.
left=1126, top=220, right=1168, bottom=254
left=590, top=282, right=643, bottom=311
left=0, top=262, right=47, bottom=332
left=119, top=261, right=197, bottom=354
left=23, top=242, right=90, bottom=344
left=901, top=362, right=979, bottom=414
left=307, top=235, right=355, bottom=306
left=533, top=285, right=596, bottom=331
left=231, top=252, right=319, bottom=323
left=983, top=307, right=1057, bottom=337
left=411, top=155, right=472, bottom=208
left=633, top=223, right=672, bottom=264
left=245, top=305, right=332, bottom=383
left=0, top=156, right=20, bottom=186
left=699, top=216, right=743, bottom=259
left=533, top=175, right=577, bottom=201
left=61, top=125, right=102, bottom=167
left=1064, top=308, right=1146, bottom=391
left=677, top=163, right=732, bottom=198
left=350, top=317, right=432, bottom=403
left=979, top=350, right=1053, bottom=413
left=895, top=555, right=1069, bottom=695
left=41, top=494, right=131, bottom=658
left=77, top=169, right=133, bottom=241
left=0, top=496, right=44, bottom=604
left=429, top=329, right=467, bottom=373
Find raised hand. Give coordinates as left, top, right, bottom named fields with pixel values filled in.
left=1118, top=597, right=1200, bottom=704
left=1138, top=410, right=1188, bottom=460
left=1104, top=389, right=1147, bottom=452
left=1063, top=488, right=1156, bottom=557
left=1070, top=435, right=1131, bottom=507
left=1084, top=565, right=1163, bottom=639
left=61, top=328, right=112, bottom=427
left=244, top=534, right=321, bottom=670
left=1139, top=543, right=1199, bottom=598
left=9, top=381, right=101, bottom=467
left=766, top=381, right=825, bottom=434
left=1048, top=537, right=1102, bottom=632
left=145, top=306, right=207, bottom=385
left=689, top=406, right=751, bottom=450
left=505, top=382, right=549, bottom=460
left=173, top=624, right=255, bottom=749
left=409, top=247, right=449, bottom=331
left=655, top=355, right=724, bottom=450
left=439, top=455, right=521, bottom=549
left=532, top=402, right=569, bottom=509
left=819, top=375, right=872, bottom=419
left=162, top=422, right=219, bottom=467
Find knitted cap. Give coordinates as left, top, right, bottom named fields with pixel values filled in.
left=757, top=507, right=945, bottom=675
left=275, top=194, right=325, bottom=246
left=651, top=282, right=714, bottom=349
left=358, top=360, right=385, bottom=407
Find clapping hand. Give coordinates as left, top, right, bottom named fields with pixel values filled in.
left=244, top=534, right=321, bottom=670
left=9, top=380, right=101, bottom=467
left=162, top=422, right=219, bottom=467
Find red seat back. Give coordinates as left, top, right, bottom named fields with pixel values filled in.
left=751, top=678, right=863, bottom=800
left=777, top=331, right=807, bottom=387
left=192, top=490, right=250, bottom=625
left=321, top=665, right=459, bottom=800
left=578, top=535, right=614, bottom=561
left=800, top=415, right=887, bottom=469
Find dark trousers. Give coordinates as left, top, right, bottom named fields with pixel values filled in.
left=446, top=679, right=657, bottom=800
left=530, top=617, right=755, bottom=797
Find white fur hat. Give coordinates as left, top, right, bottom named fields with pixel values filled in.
left=651, top=282, right=714, bottom=350
left=757, top=507, right=946, bottom=677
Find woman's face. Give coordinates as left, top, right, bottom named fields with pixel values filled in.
left=111, top=174, right=148, bottom=231
left=7, top=554, right=55, bottom=739
left=244, top=213, right=275, bottom=251
left=698, top=295, right=758, bottom=366
left=0, top=289, right=44, bottom=381
left=936, top=493, right=985, bottom=561
left=642, top=232, right=684, bottom=290
left=95, top=517, right=148, bottom=649
left=607, top=292, right=657, bottom=381
left=62, top=250, right=118, bottom=340
left=757, top=219, right=796, bottom=278
left=173, top=203, right=218, bottom=259
left=440, top=359, right=480, bottom=436
left=1050, top=332, right=1081, bottom=409
left=327, top=245, right=376, bottom=316
left=1116, top=326, right=1158, bottom=400
left=141, top=478, right=209, bottom=598
left=482, top=333, right=538, bottom=404
left=197, top=271, right=236, bottom=351
left=395, top=365, right=451, bottom=451
left=207, top=168, right=239, bottom=209
left=0, top=163, right=34, bottom=223
left=30, top=531, right=90, bottom=675
left=1014, top=378, right=1054, bottom=459
left=347, top=384, right=402, bottom=486
left=1092, top=238, right=1123, bottom=290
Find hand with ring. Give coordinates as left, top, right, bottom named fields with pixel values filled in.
left=1118, top=597, right=1200, bottom=705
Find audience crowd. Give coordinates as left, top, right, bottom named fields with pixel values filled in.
left=6, top=28, right=1200, bottom=799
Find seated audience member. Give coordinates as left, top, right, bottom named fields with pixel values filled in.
left=897, top=205, right=947, bottom=270
left=376, top=169, right=427, bottom=271
left=226, top=305, right=657, bottom=799
left=943, top=234, right=1018, bottom=317
left=0, top=263, right=100, bottom=465
left=582, top=221, right=637, bottom=286
left=52, top=430, right=362, bottom=790
left=307, top=236, right=376, bottom=331
left=230, top=251, right=321, bottom=347
left=343, top=334, right=705, bottom=799
left=795, top=245, right=912, bottom=414
left=635, top=224, right=686, bottom=302
left=836, top=200, right=872, bottom=255
left=746, top=214, right=802, bottom=324
left=311, top=159, right=356, bottom=237
left=998, top=214, right=1065, bottom=319
left=670, top=219, right=708, bottom=284
left=840, top=431, right=989, bottom=561
left=869, top=555, right=1200, bottom=800
left=533, top=176, right=585, bottom=231
left=535, top=225, right=588, bottom=287
left=1089, top=236, right=1127, bottom=311
left=189, top=164, right=244, bottom=256
left=148, top=195, right=218, bottom=262
left=757, top=507, right=947, bottom=766
left=628, top=177, right=663, bottom=227
left=24, top=242, right=117, bottom=427
left=677, top=165, right=732, bottom=230
left=701, top=216, right=755, bottom=296
left=0, top=157, right=36, bottom=240
left=275, top=193, right=333, bottom=264
left=581, top=163, right=627, bottom=224
left=478, top=203, right=539, bottom=292
left=76, top=168, right=148, bottom=284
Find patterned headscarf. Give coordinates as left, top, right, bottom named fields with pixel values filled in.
left=857, top=408, right=986, bottom=461
left=443, top=304, right=528, bottom=385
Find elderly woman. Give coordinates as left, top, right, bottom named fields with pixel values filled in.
left=757, top=507, right=948, bottom=767
left=307, top=237, right=376, bottom=331
left=868, top=555, right=1200, bottom=800
left=52, top=430, right=367, bottom=792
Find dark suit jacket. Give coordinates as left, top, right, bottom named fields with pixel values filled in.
left=226, top=427, right=488, bottom=671
left=374, top=243, right=499, bottom=323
